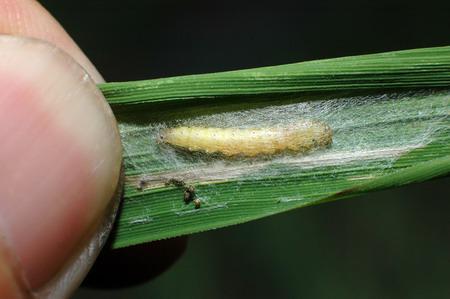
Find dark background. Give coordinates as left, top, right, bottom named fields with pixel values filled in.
left=39, top=0, right=449, bottom=298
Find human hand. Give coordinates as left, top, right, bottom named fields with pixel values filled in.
left=0, top=0, right=122, bottom=297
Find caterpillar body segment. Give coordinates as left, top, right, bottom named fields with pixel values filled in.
left=160, top=120, right=333, bottom=157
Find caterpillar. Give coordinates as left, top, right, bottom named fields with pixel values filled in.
left=159, top=120, right=333, bottom=157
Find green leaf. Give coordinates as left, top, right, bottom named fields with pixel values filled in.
left=99, top=46, right=450, bottom=249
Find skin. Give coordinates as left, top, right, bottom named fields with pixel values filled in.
left=0, top=2, right=186, bottom=297
left=0, top=33, right=122, bottom=299
left=0, top=1, right=183, bottom=298
left=0, top=0, right=104, bottom=83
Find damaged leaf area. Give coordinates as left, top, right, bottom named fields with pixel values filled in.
left=99, top=46, right=450, bottom=249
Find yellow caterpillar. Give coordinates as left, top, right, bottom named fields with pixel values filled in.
left=159, top=120, right=333, bottom=157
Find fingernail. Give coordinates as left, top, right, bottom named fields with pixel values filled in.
left=0, top=36, right=122, bottom=290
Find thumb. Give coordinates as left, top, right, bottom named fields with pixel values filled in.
left=0, top=35, right=122, bottom=298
